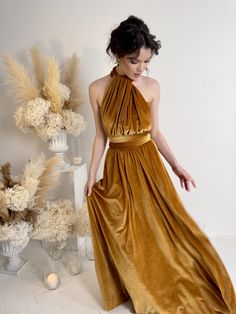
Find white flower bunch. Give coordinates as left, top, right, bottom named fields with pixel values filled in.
left=0, top=155, right=59, bottom=247
left=0, top=221, right=32, bottom=247
left=62, top=110, right=87, bottom=137
left=74, top=201, right=91, bottom=237
left=5, top=185, right=29, bottom=212
left=14, top=94, right=87, bottom=141
left=14, top=106, right=31, bottom=133
left=31, top=199, right=78, bottom=242
left=36, top=112, right=63, bottom=141
left=24, top=97, right=51, bottom=127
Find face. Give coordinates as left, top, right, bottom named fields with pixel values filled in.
left=117, top=46, right=153, bottom=81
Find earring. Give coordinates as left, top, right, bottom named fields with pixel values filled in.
left=116, top=58, right=120, bottom=67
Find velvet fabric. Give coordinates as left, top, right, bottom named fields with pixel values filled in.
left=86, top=67, right=236, bottom=314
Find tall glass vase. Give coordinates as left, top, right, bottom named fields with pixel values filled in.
left=85, top=236, right=94, bottom=260
left=42, top=254, right=61, bottom=290
left=48, top=129, right=70, bottom=169
left=41, top=239, right=67, bottom=260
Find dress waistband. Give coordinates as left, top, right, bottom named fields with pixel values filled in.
left=109, top=131, right=151, bottom=148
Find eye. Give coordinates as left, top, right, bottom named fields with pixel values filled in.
left=130, top=60, right=138, bottom=64
left=145, top=60, right=151, bottom=63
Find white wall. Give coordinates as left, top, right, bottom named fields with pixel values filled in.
left=0, top=0, right=235, bottom=238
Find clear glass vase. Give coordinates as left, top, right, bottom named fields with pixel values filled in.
left=85, top=236, right=94, bottom=260
left=42, top=239, right=67, bottom=260
left=43, top=254, right=61, bottom=290
left=62, top=248, right=81, bottom=276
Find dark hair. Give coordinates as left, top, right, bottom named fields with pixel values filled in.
left=106, top=15, right=161, bottom=58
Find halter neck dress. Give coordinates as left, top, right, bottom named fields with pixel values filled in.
left=86, top=66, right=236, bottom=314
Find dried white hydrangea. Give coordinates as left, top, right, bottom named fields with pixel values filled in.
left=36, top=112, right=63, bottom=141
left=62, top=110, right=87, bottom=136
left=30, top=199, right=77, bottom=242
left=5, top=185, right=29, bottom=211
left=0, top=221, right=32, bottom=247
left=59, top=83, right=71, bottom=102
left=14, top=106, right=32, bottom=133
left=24, top=97, right=51, bottom=128
left=74, top=201, right=91, bottom=237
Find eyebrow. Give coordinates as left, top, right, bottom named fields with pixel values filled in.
left=127, top=56, right=152, bottom=61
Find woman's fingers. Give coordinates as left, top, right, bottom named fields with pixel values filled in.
left=183, top=178, right=197, bottom=191
left=184, top=179, right=189, bottom=191
left=191, top=179, right=197, bottom=188
left=177, top=169, right=197, bottom=191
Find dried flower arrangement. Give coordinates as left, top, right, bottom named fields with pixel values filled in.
left=3, top=47, right=87, bottom=141
left=74, top=201, right=91, bottom=237
left=0, top=157, right=91, bottom=247
left=0, top=154, right=59, bottom=247
left=30, top=199, right=91, bottom=243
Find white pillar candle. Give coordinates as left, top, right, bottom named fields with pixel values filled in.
left=73, top=156, right=82, bottom=165
left=46, top=273, right=59, bottom=289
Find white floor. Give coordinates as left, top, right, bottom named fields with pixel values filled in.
left=0, top=238, right=235, bottom=314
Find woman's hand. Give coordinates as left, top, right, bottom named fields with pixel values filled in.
left=84, top=176, right=96, bottom=197
left=171, top=165, right=196, bottom=192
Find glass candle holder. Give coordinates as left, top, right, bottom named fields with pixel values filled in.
left=70, top=136, right=83, bottom=165
left=62, top=249, right=81, bottom=276
left=43, top=255, right=61, bottom=290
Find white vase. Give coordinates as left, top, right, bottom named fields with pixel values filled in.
left=0, top=240, right=30, bottom=275
left=48, top=129, right=70, bottom=169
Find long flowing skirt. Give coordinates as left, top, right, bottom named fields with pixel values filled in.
left=87, top=138, right=236, bottom=314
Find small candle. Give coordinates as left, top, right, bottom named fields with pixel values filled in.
left=73, top=156, right=82, bottom=165
left=46, top=273, right=59, bottom=289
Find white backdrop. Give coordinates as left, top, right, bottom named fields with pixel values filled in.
left=0, top=0, right=235, bottom=238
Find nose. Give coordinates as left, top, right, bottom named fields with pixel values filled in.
left=137, top=63, right=145, bottom=73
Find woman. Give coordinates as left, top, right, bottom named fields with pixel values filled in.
left=84, top=15, right=236, bottom=314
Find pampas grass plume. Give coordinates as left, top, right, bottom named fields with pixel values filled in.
left=42, top=56, right=62, bottom=113
left=2, top=55, right=39, bottom=104
left=62, top=53, right=83, bottom=110
left=29, top=46, right=45, bottom=90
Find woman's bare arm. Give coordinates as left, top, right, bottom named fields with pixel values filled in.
left=149, top=80, right=180, bottom=170
left=149, top=79, right=196, bottom=191
left=85, top=81, right=107, bottom=196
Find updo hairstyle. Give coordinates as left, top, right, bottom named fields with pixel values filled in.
left=106, top=15, right=161, bottom=59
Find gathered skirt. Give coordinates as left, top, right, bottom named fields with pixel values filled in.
left=87, top=135, right=236, bottom=314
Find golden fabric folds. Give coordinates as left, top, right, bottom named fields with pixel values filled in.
left=86, top=67, right=236, bottom=314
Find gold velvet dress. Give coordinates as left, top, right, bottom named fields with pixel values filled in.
left=86, top=66, right=236, bottom=314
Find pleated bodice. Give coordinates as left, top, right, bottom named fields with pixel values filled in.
left=99, top=66, right=152, bottom=137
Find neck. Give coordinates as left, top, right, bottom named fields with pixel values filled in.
left=115, top=65, right=126, bottom=76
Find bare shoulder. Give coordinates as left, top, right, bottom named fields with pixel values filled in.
left=134, top=75, right=160, bottom=103
left=143, top=76, right=160, bottom=91
left=89, top=74, right=110, bottom=90
left=89, top=74, right=112, bottom=107
left=146, top=77, right=160, bottom=103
